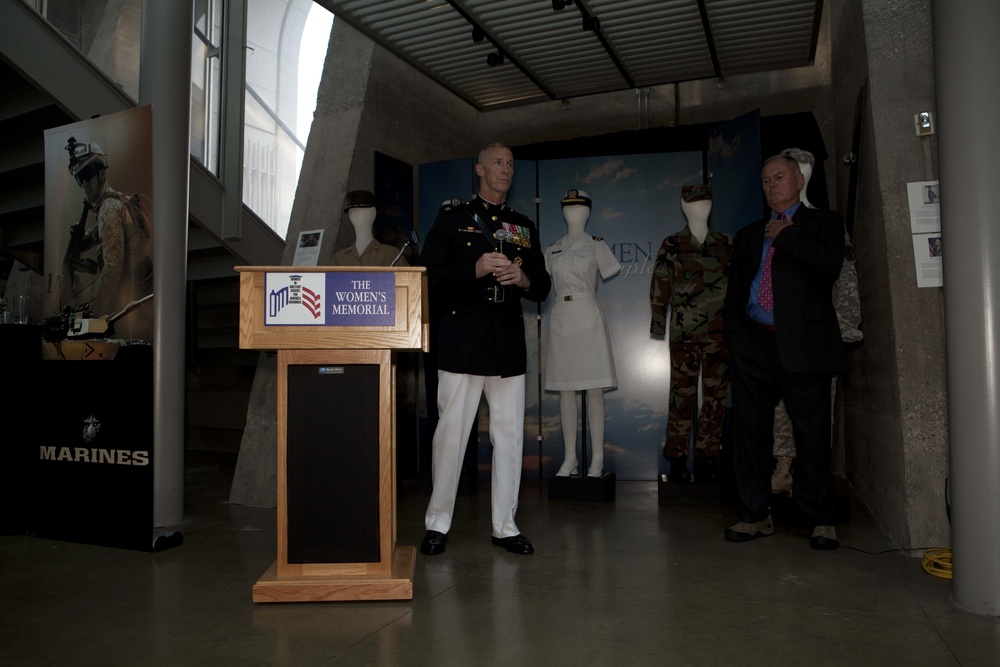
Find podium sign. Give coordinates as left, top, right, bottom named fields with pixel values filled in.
left=263, top=271, right=396, bottom=327
left=237, top=266, right=428, bottom=602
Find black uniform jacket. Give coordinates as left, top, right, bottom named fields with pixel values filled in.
left=723, top=206, right=847, bottom=374
left=420, top=196, right=551, bottom=377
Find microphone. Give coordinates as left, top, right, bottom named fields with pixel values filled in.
left=391, top=230, right=420, bottom=266
left=494, top=229, right=512, bottom=254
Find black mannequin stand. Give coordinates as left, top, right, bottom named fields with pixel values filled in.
left=548, top=393, right=615, bottom=502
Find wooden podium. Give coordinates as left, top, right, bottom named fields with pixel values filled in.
left=236, top=266, right=428, bottom=602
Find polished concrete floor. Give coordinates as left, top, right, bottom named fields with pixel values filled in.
left=2, top=454, right=997, bottom=667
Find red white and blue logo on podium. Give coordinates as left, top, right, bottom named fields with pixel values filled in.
left=264, top=272, right=395, bottom=326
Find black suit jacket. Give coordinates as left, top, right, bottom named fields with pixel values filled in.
left=723, top=206, right=847, bottom=374
left=420, top=196, right=551, bottom=378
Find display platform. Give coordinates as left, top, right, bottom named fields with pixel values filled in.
left=549, top=473, right=616, bottom=502
left=34, top=343, right=162, bottom=551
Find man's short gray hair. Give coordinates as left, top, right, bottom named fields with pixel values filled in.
left=762, top=154, right=802, bottom=175
left=477, top=142, right=509, bottom=163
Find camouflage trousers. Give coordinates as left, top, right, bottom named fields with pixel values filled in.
left=663, top=341, right=729, bottom=459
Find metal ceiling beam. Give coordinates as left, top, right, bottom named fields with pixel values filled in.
left=574, top=0, right=634, bottom=89
left=696, top=0, right=723, bottom=81
left=447, top=0, right=558, bottom=102
left=808, top=0, right=825, bottom=66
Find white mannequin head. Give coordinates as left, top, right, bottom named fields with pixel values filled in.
left=779, top=148, right=815, bottom=209
left=348, top=207, right=376, bottom=252
left=561, top=189, right=592, bottom=242
left=680, top=184, right=712, bottom=243
left=344, top=190, right=376, bottom=253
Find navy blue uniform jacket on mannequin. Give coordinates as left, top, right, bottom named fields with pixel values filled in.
left=420, top=196, right=551, bottom=378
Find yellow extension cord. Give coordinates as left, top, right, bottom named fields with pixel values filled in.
left=922, top=548, right=953, bottom=579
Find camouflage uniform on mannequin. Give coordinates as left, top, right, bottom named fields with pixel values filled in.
left=770, top=148, right=862, bottom=495
left=650, top=185, right=734, bottom=482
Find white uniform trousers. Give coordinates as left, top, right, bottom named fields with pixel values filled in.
left=424, top=370, right=525, bottom=538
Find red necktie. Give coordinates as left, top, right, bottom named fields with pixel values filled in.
left=758, top=245, right=775, bottom=312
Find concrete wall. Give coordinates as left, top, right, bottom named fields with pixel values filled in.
left=830, top=0, right=948, bottom=549
left=231, top=19, right=478, bottom=506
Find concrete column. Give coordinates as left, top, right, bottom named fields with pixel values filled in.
left=933, top=0, right=1000, bottom=616
left=139, top=0, right=193, bottom=526
left=230, top=20, right=374, bottom=507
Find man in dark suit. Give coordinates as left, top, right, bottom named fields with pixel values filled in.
left=723, top=154, right=847, bottom=550
left=418, top=143, right=551, bottom=556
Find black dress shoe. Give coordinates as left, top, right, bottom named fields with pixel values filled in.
left=420, top=530, right=448, bottom=555
left=492, top=534, right=534, bottom=555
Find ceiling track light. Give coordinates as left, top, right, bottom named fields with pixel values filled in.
left=486, top=50, right=505, bottom=66
left=471, top=26, right=484, bottom=43
left=552, top=0, right=574, bottom=10
left=582, top=15, right=600, bottom=32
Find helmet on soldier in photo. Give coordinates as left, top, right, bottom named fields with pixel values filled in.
left=65, top=137, right=110, bottom=180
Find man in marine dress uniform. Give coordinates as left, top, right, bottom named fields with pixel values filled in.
left=419, top=143, right=551, bottom=556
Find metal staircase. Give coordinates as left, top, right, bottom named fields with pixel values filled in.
left=0, top=0, right=283, bottom=453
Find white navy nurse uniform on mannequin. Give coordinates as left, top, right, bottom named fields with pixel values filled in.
left=544, top=223, right=621, bottom=391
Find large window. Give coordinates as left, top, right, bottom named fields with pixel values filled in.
left=30, top=0, right=141, bottom=101
left=30, top=0, right=333, bottom=241
left=191, top=0, right=224, bottom=175
left=243, top=0, right=333, bottom=239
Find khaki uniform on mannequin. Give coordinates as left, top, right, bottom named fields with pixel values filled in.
left=770, top=149, right=862, bottom=496
left=650, top=185, right=733, bottom=483
left=543, top=190, right=621, bottom=478
left=331, top=190, right=409, bottom=267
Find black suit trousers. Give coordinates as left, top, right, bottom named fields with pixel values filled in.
left=730, top=323, right=837, bottom=525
